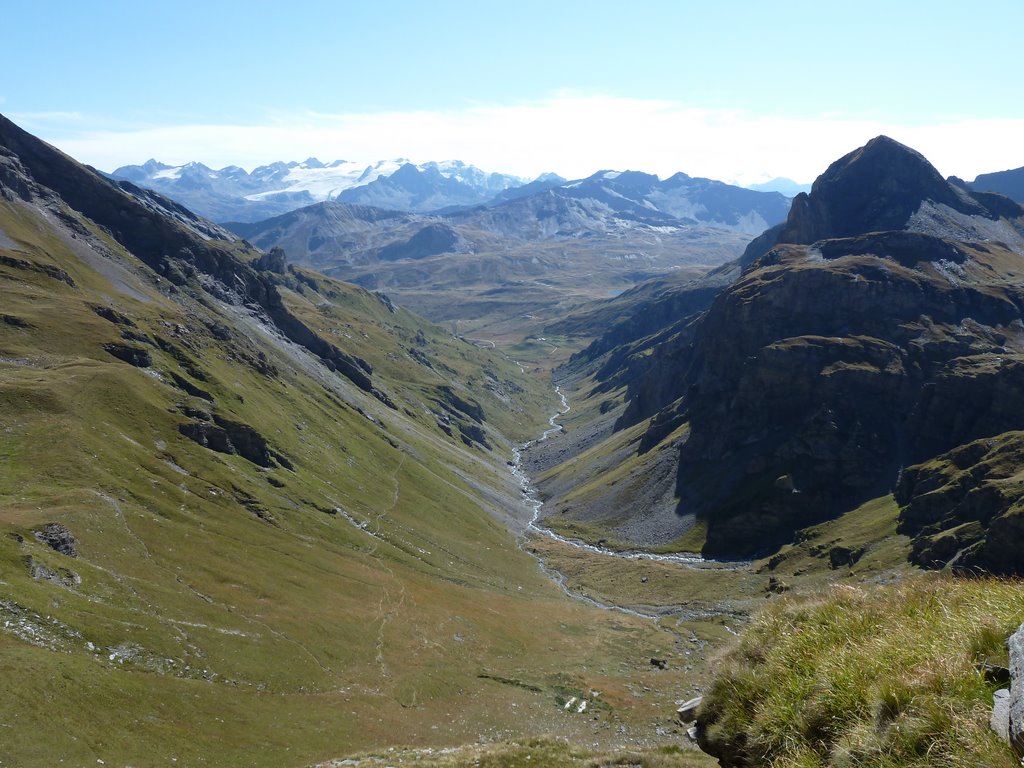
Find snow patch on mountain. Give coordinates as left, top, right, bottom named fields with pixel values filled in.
left=243, top=159, right=405, bottom=202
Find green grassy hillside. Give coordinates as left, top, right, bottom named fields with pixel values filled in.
left=0, top=137, right=708, bottom=766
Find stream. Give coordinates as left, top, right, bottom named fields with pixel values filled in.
left=510, top=386, right=748, bottom=622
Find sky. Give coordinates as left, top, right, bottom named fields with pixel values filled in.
left=4, top=0, right=1024, bottom=185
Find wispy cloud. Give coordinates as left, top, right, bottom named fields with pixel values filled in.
left=14, top=96, right=1024, bottom=184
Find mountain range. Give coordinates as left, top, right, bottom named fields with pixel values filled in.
left=746, top=177, right=811, bottom=196
left=969, top=165, right=1024, bottom=203
left=222, top=169, right=791, bottom=330
left=112, top=152, right=794, bottom=239
left=109, top=157, right=533, bottom=222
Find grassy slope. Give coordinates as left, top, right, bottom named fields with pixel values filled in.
left=0, top=196, right=708, bottom=767
left=699, top=576, right=1023, bottom=768
left=322, top=738, right=712, bottom=767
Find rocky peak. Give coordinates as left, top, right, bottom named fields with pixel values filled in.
left=741, top=135, right=1015, bottom=265
left=784, top=136, right=985, bottom=240
left=390, top=162, right=426, bottom=182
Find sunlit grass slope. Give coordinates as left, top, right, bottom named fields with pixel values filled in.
left=698, top=576, right=1023, bottom=767
left=0, top=188, right=688, bottom=766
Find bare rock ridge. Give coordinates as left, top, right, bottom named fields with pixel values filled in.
left=566, top=135, right=1024, bottom=569
left=741, top=135, right=1016, bottom=264
left=0, top=113, right=381, bottom=401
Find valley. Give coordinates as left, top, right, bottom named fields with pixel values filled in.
left=3, top=110, right=1024, bottom=768
left=0, top=114, right=734, bottom=767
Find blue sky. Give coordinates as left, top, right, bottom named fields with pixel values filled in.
left=5, top=1, right=1024, bottom=183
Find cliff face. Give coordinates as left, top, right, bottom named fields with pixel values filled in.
left=676, top=235, right=1024, bottom=556
left=582, top=136, right=1024, bottom=567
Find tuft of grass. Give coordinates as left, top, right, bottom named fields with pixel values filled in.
left=698, top=575, right=1023, bottom=767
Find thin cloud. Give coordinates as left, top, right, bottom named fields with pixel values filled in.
left=18, top=96, right=1024, bottom=185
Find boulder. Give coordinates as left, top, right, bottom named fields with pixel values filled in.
left=993, top=688, right=1011, bottom=743
left=1009, top=624, right=1024, bottom=757
left=828, top=545, right=864, bottom=569
left=677, top=695, right=702, bottom=723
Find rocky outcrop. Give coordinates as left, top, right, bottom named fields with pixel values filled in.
left=26, top=556, right=80, bottom=588
left=33, top=523, right=77, bottom=557
left=103, top=343, right=152, bottom=368
left=432, top=385, right=490, bottom=448
left=436, top=385, right=485, bottom=424
left=0, top=253, right=75, bottom=287
left=896, top=431, right=1024, bottom=575
left=253, top=246, right=287, bottom=273
left=168, top=372, right=213, bottom=401
left=178, top=414, right=289, bottom=469
left=179, top=420, right=234, bottom=455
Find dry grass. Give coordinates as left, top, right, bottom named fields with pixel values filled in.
left=699, top=575, right=1023, bottom=767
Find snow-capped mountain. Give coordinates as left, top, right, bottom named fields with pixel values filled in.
left=335, top=161, right=540, bottom=212
left=109, top=158, right=530, bottom=222
left=226, top=167, right=792, bottom=286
